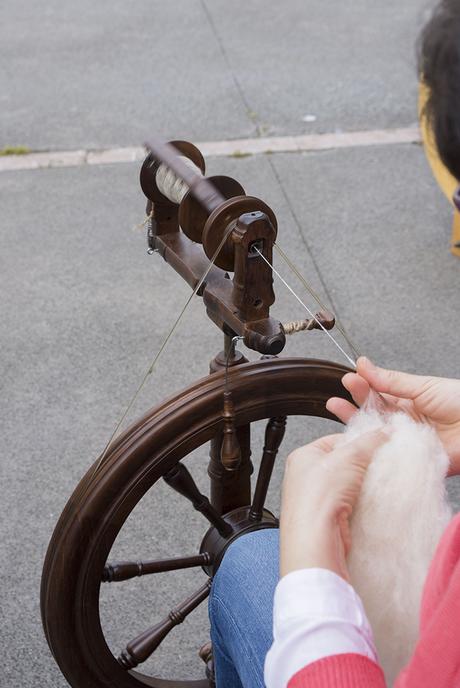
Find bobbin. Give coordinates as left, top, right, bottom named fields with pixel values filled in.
left=140, top=140, right=206, bottom=204
left=140, top=139, right=278, bottom=271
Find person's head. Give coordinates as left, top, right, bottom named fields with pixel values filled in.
left=419, top=0, right=460, bottom=181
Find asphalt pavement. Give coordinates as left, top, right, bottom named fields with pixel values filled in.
left=2, top=1, right=459, bottom=686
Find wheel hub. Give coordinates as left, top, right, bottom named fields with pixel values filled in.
left=200, top=505, right=278, bottom=576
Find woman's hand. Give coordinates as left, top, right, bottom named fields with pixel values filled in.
left=326, top=357, right=460, bottom=476
left=280, top=430, right=387, bottom=581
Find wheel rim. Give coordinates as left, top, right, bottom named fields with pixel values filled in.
left=41, top=357, right=352, bottom=688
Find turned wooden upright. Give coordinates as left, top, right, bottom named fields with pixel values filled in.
left=140, top=139, right=288, bottom=513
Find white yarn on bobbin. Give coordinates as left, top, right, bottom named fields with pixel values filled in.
left=341, top=392, right=452, bottom=686
left=155, top=156, right=202, bottom=204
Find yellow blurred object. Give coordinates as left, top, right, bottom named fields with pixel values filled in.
left=452, top=211, right=460, bottom=257
left=419, top=82, right=460, bottom=256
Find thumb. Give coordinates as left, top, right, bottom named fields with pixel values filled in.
left=357, top=356, right=430, bottom=400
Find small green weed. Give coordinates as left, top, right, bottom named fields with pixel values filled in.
left=230, top=150, right=252, bottom=159
left=0, top=146, right=31, bottom=156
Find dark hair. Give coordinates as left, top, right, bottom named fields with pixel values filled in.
left=419, top=0, right=460, bottom=180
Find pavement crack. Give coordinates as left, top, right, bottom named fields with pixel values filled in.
left=200, top=0, right=262, bottom=137
left=266, top=155, right=360, bottom=359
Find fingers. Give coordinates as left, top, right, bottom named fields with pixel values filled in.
left=356, top=356, right=429, bottom=400
left=342, top=372, right=370, bottom=406
left=338, top=428, right=389, bottom=468
left=326, top=397, right=357, bottom=424
left=286, top=433, right=342, bottom=466
left=307, top=433, right=343, bottom=453
left=293, top=428, right=387, bottom=465
left=326, top=372, right=369, bottom=423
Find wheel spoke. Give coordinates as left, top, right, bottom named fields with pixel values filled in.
left=118, top=579, right=212, bottom=669
left=164, top=463, right=232, bottom=537
left=102, top=552, right=212, bottom=582
left=249, top=416, right=287, bottom=521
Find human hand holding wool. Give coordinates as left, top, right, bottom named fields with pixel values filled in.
left=327, top=356, right=460, bottom=476
left=280, top=357, right=455, bottom=683
left=280, top=429, right=388, bottom=581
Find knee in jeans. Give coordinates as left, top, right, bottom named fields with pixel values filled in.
left=212, top=529, right=279, bottom=602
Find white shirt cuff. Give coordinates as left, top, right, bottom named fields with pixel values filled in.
left=264, top=568, right=378, bottom=688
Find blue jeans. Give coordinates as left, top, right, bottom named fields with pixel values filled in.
left=208, top=528, right=279, bottom=688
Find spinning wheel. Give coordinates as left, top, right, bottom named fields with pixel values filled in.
left=41, top=139, right=354, bottom=687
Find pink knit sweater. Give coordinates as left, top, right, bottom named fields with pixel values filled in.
left=288, top=511, right=460, bottom=687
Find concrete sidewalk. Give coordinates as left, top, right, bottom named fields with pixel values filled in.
left=2, top=1, right=459, bottom=686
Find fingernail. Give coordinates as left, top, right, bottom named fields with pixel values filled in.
left=341, top=372, right=355, bottom=385
left=359, top=356, right=375, bottom=371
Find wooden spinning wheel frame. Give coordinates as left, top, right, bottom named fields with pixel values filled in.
left=40, top=139, right=354, bottom=688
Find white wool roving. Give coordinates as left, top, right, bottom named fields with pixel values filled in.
left=341, top=395, right=452, bottom=687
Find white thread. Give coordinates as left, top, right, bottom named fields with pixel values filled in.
left=274, top=243, right=361, bottom=360
left=255, top=248, right=356, bottom=368
left=155, top=157, right=203, bottom=204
